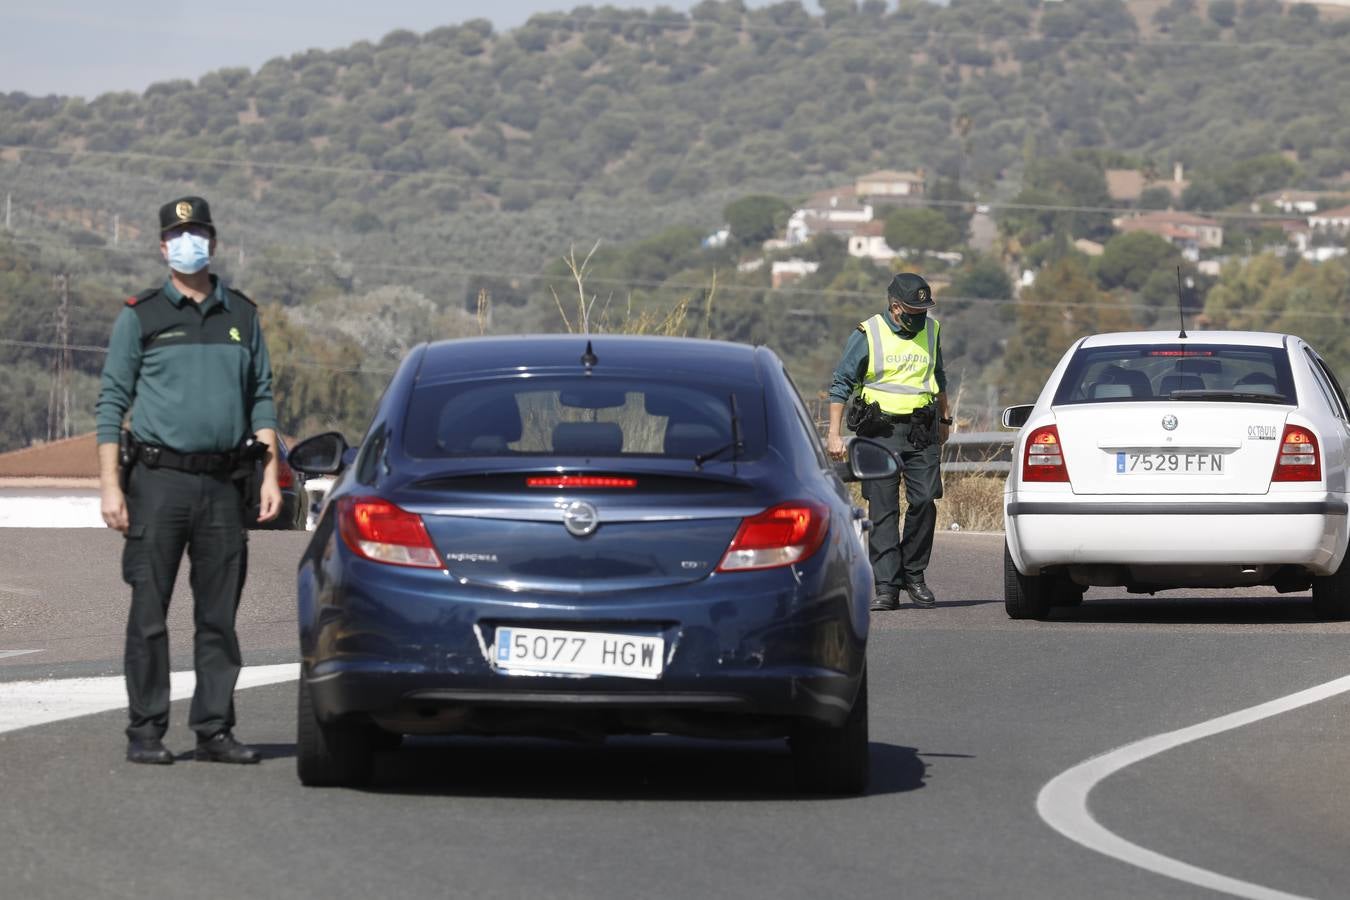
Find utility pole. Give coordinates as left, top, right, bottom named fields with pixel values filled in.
left=46, top=273, right=72, bottom=442
left=113, top=213, right=119, bottom=245
left=4, top=193, right=10, bottom=232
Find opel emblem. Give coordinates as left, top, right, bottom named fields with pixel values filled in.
left=1161, top=414, right=1178, bottom=431
left=562, top=500, right=599, bottom=537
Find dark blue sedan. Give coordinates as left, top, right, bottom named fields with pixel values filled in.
left=288, top=336, right=897, bottom=793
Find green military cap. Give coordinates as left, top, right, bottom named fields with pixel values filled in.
left=159, top=195, right=215, bottom=236
left=887, top=272, right=935, bottom=310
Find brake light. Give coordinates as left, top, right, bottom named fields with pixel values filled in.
left=1271, top=425, right=1321, bottom=482
left=526, top=476, right=637, bottom=489
left=717, top=501, right=829, bottom=572
left=337, top=497, right=442, bottom=568
left=276, top=459, right=295, bottom=489
left=1022, top=425, right=1069, bottom=483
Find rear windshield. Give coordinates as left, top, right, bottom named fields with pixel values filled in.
left=403, top=377, right=765, bottom=460
left=1053, top=344, right=1296, bottom=406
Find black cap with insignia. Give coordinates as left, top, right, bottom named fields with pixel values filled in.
left=887, top=272, right=935, bottom=310
left=158, top=196, right=215, bottom=236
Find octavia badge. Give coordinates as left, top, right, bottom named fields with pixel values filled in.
left=562, top=500, right=599, bottom=537
left=1161, top=414, right=1178, bottom=431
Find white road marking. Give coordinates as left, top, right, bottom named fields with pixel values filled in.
left=1038, top=673, right=1350, bottom=900
left=0, top=649, right=44, bottom=660
left=0, top=663, right=299, bottom=735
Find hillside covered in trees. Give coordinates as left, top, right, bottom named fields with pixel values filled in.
left=1, top=0, right=1348, bottom=451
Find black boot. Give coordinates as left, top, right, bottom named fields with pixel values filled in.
left=905, top=580, right=937, bottom=608
left=870, top=590, right=900, bottom=612
left=194, top=731, right=262, bottom=764
left=127, top=737, right=174, bottom=765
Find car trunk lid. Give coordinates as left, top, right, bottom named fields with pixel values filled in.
left=1054, top=404, right=1290, bottom=495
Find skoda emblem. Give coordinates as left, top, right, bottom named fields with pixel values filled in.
left=562, top=500, right=599, bottom=537
left=1161, top=414, right=1178, bottom=431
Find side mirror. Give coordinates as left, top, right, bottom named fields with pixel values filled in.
left=834, top=437, right=900, bottom=482
left=289, top=432, right=350, bottom=475
left=1001, top=405, right=1034, bottom=429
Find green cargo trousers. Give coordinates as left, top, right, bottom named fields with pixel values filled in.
left=122, top=464, right=248, bottom=742
left=861, top=420, right=943, bottom=595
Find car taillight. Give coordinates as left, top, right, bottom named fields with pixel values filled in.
left=526, top=476, right=636, bottom=489
left=337, top=497, right=442, bottom=568
left=717, top=501, right=829, bottom=572
left=1271, top=425, right=1321, bottom=482
left=276, top=460, right=295, bottom=489
left=1022, top=425, right=1069, bottom=482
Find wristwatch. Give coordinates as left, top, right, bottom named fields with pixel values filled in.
left=939, top=416, right=953, bottom=426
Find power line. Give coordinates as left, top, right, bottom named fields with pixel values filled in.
left=0, top=145, right=1324, bottom=224
left=0, top=337, right=396, bottom=374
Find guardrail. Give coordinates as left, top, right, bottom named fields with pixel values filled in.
left=942, top=430, right=1014, bottom=474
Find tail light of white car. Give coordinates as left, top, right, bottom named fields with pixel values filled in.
left=1022, top=425, right=1069, bottom=483
left=1271, top=425, right=1321, bottom=482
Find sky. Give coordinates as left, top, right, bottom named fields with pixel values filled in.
left=1, top=1, right=809, bottom=99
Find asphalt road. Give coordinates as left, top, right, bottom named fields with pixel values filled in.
left=2, top=529, right=1349, bottom=899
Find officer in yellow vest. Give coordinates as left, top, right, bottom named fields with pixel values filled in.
left=827, top=273, right=951, bottom=610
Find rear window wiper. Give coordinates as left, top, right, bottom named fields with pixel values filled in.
left=1166, top=389, right=1289, bottom=404
left=693, top=392, right=744, bottom=468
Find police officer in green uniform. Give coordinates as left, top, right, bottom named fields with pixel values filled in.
left=96, top=196, right=282, bottom=765
left=827, top=273, right=952, bottom=611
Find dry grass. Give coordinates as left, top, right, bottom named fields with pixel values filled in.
left=848, top=472, right=1006, bottom=533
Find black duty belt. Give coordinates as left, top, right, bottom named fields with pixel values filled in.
left=136, top=444, right=239, bottom=475
left=883, top=412, right=914, bottom=422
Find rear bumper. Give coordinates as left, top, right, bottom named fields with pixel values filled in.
left=300, top=549, right=870, bottom=735
left=1006, top=494, right=1349, bottom=574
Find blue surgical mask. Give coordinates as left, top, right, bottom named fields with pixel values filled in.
left=166, top=233, right=211, bottom=274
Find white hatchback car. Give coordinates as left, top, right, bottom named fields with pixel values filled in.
left=1002, top=330, right=1350, bottom=620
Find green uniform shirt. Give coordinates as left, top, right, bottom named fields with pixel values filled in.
left=95, top=275, right=278, bottom=453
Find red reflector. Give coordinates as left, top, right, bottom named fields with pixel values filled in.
left=717, top=501, right=829, bottom=572
left=526, top=476, right=637, bottom=489
left=337, top=497, right=442, bottom=568
left=276, top=460, right=295, bottom=489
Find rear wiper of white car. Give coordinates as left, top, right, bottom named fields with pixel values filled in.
left=1167, top=389, right=1289, bottom=404
left=693, top=393, right=745, bottom=468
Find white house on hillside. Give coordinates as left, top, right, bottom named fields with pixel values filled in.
left=785, top=187, right=873, bottom=245
left=848, top=221, right=898, bottom=263
left=855, top=170, right=925, bottom=199
left=1309, top=205, right=1350, bottom=236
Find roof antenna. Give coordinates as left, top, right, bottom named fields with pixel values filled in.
left=581, top=340, right=598, bottom=373
left=1175, top=266, right=1188, bottom=340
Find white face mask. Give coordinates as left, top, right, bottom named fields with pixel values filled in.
left=166, top=233, right=211, bottom=274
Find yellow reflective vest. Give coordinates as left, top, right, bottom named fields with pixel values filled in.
left=859, top=313, right=941, bottom=415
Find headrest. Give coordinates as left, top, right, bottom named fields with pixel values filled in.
left=664, top=422, right=722, bottom=457
left=439, top=399, right=522, bottom=452
left=1159, top=374, right=1205, bottom=395
left=551, top=421, right=624, bottom=456
left=1090, top=383, right=1134, bottom=399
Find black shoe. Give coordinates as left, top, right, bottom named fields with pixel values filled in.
left=905, top=580, right=937, bottom=608
left=127, top=738, right=174, bottom=765
left=870, top=591, right=900, bottom=612
left=194, top=731, right=262, bottom=765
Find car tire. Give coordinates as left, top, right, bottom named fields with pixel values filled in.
left=790, top=669, right=870, bottom=796
left=296, top=675, right=375, bottom=787
left=1004, top=541, right=1053, bottom=620
left=1312, top=550, right=1350, bottom=621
